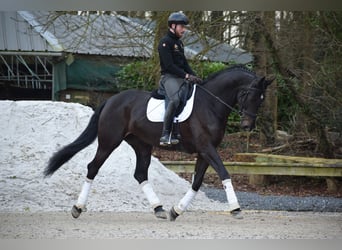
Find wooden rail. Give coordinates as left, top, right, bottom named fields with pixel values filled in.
left=161, top=160, right=342, bottom=177
left=161, top=154, right=342, bottom=191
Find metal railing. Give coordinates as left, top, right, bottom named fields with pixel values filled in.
left=0, top=74, right=52, bottom=89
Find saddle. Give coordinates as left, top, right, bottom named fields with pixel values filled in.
left=147, top=83, right=197, bottom=123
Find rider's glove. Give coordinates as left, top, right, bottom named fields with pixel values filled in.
left=186, top=74, right=202, bottom=84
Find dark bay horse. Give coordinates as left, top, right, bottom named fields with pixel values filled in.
left=44, top=65, right=273, bottom=221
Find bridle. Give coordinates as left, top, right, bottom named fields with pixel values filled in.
left=197, top=83, right=263, bottom=119
left=237, top=87, right=264, bottom=119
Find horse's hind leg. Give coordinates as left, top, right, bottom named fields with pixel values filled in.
left=125, top=135, right=167, bottom=219
left=72, top=134, right=123, bottom=219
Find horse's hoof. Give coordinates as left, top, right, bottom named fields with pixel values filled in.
left=71, top=205, right=82, bottom=219
left=169, top=206, right=180, bottom=221
left=230, top=208, right=243, bottom=219
left=154, top=206, right=167, bottom=219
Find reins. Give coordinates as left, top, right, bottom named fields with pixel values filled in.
left=196, top=84, right=240, bottom=114
left=196, top=84, right=260, bottom=119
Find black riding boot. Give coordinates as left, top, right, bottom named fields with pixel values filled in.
left=160, top=103, right=179, bottom=146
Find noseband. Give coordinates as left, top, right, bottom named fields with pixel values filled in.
left=237, top=87, right=264, bottom=119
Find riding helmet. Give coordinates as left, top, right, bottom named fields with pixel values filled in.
left=168, top=12, right=189, bottom=27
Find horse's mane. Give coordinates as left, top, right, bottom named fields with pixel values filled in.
left=201, top=64, right=256, bottom=85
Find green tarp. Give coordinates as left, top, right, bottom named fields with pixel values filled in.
left=53, top=56, right=121, bottom=100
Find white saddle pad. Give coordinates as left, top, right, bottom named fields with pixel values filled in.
left=146, top=85, right=197, bottom=123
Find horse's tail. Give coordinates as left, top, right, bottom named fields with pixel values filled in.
left=44, top=101, right=107, bottom=177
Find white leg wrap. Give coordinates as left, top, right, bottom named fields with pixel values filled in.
left=76, top=178, right=93, bottom=209
left=222, top=179, right=240, bottom=211
left=141, top=181, right=162, bottom=209
left=174, top=188, right=197, bottom=215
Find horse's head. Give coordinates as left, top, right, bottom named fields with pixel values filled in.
left=238, top=76, right=274, bottom=131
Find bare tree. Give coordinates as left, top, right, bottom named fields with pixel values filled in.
left=242, top=11, right=278, bottom=145
left=254, top=11, right=342, bottom=157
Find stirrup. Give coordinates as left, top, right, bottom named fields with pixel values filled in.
left=159, top=141, right=170, bottom=146
left=159, top=134, right=179, bottom=146
left=170, top=137, right=179, bottom=145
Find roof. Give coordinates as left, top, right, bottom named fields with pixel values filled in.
left=17, top=11, right=153, bottom=58
left=0, top=11, right=253, bottom=63
left=183, top=32, right=252, bottom=64
left=0, top=11, right=55, bottom=53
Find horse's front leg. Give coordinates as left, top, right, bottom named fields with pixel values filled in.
left=199, top=145, right=243, bottom=219
left=169, top=156, right=208, bottom=221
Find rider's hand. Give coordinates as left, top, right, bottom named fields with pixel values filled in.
left=186, top=74, right=202, bottom=84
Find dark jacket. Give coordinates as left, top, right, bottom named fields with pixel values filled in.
left=158, top=30, right=195, bottom=78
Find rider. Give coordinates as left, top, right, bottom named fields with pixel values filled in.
left=158, top=11, right=202, bottom=146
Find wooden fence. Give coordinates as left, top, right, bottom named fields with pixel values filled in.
left=161, top=153, right=342, bottom=191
